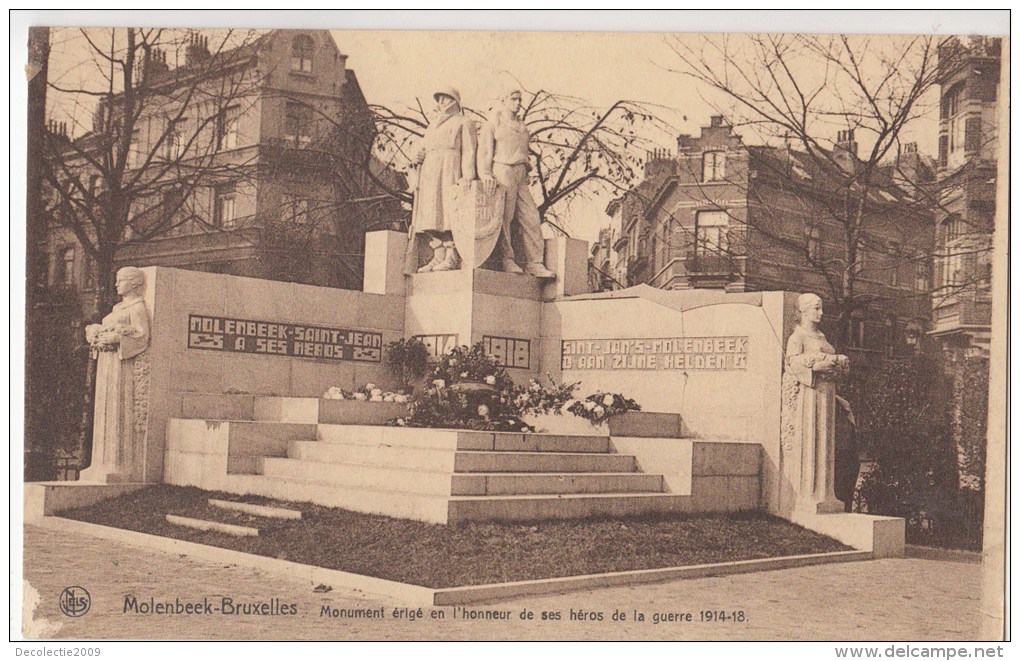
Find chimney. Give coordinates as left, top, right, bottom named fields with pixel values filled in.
left=644, top=147, right=677, bottom=178
left=710, top=115, right=725, bottom=128
left=676, top=133, right=694, bottom=153
left=185, top=33, right=211, bottom=66
left=142, top=46, right=169, bottom=80
left=835, top=129, right=858, bottom=159
left=46, top=119, right=69, bottom=139
left=894, top=142, right=926, bottom=196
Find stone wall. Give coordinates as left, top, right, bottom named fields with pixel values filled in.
left=540, top=285, right=797, bottom=513
left=135, top=266, right=405, bottom=482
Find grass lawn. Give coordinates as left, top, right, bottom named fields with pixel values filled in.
left=60, top=485, right=851, bottom=589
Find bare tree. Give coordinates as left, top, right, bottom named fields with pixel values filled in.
left=37, top=27, right=263, bottom=468
left=663, top=34, right=973, bottom=344
left=42, top=27, right=263, bottom=312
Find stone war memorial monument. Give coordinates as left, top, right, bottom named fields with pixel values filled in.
left=27, top=84, right=903, bottom=561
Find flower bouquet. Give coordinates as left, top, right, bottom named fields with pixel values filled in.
left=565, top=391, right=641, bottom=426
left=85, top=324, right=120, bottom=355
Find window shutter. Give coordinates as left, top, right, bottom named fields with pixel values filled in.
left=938, top=135, right=948, bottom=168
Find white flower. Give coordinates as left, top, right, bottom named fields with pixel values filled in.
left=365, top=383, right=377, bottom=391
left=484, top=375, right=496, bottom=385
left=370, top=395, right=383, bottom=402
left=353, top=393, right=367, bottom=401
left=461, top=372, right=469, bottom=378
left=383, top=395, right=395, bottom=402
left=584, top=401, right=596, bottom=411
left=529, top=382, right=542, bottom=392
left=521, top=426, right=531, bottom=433
left=396, top=418, right=406, bottom=426
left=593, top=405, right=605, bottom=416
left=433, top=379, right=446, bottom=389
left=477, top=404, right=490, bottom=418
left=371, top=388, right=383, bottom=397
left=394, top=394, right=409, bottom=404
left=449, top=359, right=457, bottom=366
left=602, top=394, right=615, bottom=407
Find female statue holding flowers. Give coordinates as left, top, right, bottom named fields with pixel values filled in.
left=783, top=293, right=849, bottom=514
left=82, top=267, right=150, bottom=482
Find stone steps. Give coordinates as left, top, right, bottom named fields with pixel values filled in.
left=164, top=409, right=764, bottom=525
left=259, top=457, right=456, bottom=495
left=220, top=473, right=451, bottom=523
left=316, top=425, right=611, bottom=453
left=452, top=472, right=664, bottom=496
left=259, top=457, right=662, bottom=496
left=455, top=451, right=637, bottom=473
left=288, top=440, right=457, bottom=472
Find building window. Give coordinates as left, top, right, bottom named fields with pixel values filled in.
left=915, top=256, right=931, bottom=292
left=82, top=254, right=96, bottom=289
left=291, top=34, right=314, bottom=73
left=55, top=246, right=75, bottom=287
left=806, top=226, right=822, bottom=262
left=165, top=118, right=185, bottom=160
left=702, top=151, right=725, bottom=182
left=627, top=217, right=640, bottom=260
left=214, top=186, right=236, bottom=229
left=885, top=317, right=897, bottom=357
left=942, top=214, right=964, bottom=242
left=943, top=83, right=967, bottom=168
left=284, top=194, right=310, bottom=224
left=941, top=251, right=963, bottom=290
left=284, top=102, right=313, bottom=147
left=695, top=210, right=728, bottom=256
left=850, top=319, right=866, bottom=349
left=217, top=105, right=240, bottom=151
left=127, top=129, right=141, bottom=169
left=888, top=241, right=901, bottom=287
left=852, top=244, right=867, bottom=276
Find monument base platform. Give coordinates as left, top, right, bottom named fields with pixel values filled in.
left=157, top=396, right=765, bottom=525
left=790, top=511, right=905, bottom=558
left=25, top=482, right=146, bottom=521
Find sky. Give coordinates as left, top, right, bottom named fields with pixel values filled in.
left=35, top=13, right=1006, bottom=242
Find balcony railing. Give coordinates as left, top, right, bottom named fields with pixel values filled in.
left=685, top=254, right=736, bottom=276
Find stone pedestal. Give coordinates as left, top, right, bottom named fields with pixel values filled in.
left=542, top=236, right=590, bottom=300
left=403, top=267, right=545, bottom=382
left=389, top=232, right=592, bottom=382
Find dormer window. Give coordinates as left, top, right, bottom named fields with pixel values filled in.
left=702, top=151, right=725, bottom=182
left=291, top=34, right=314, bottom=73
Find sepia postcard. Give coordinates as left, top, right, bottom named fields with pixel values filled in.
left=12, top=10, right=1011, bottom=652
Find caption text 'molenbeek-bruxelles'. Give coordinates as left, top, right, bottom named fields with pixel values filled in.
left=123, top=596, right=297, bottom=616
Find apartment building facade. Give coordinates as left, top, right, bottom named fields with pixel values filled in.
left=597, top=116, right=935, bottom=356
left=41, top=29, right=400, bottom=318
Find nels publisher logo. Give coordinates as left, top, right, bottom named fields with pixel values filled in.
left=59, top=586, right=91, bottom=617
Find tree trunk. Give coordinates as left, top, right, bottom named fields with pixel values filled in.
left=25, top=27, right=50, bottom=478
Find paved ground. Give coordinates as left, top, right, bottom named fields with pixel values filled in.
left=19, top=522, right=982, bottom=641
